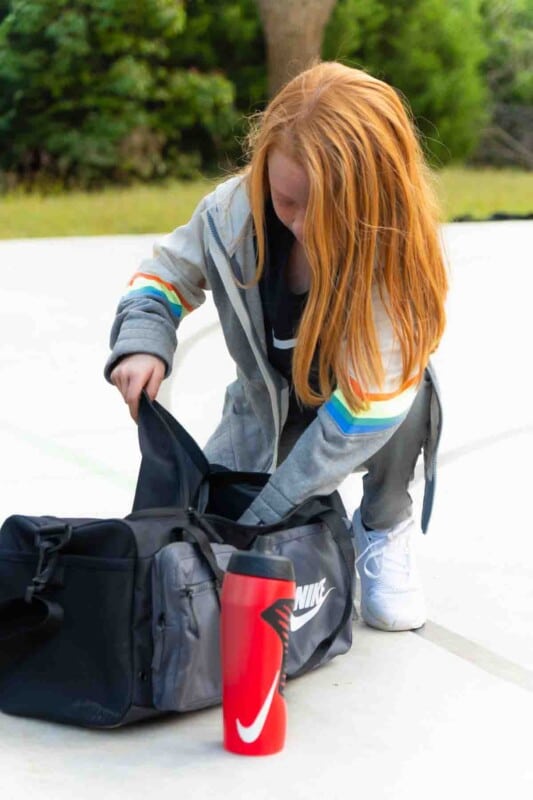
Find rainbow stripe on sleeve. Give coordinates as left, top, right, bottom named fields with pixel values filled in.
left=123, top=272, right=193, bottom=322
left=324, top=374, right=421, bottom=435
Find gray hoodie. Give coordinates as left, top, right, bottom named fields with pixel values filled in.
left=105, top=174, right=442, bottom=527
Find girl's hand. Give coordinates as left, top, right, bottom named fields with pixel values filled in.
left=110, top=353, right=166, bottom=422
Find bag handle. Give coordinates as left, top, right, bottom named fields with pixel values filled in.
left=176, top=520, right=225, bottom=606
left=197, top=493, right=348, bottom=550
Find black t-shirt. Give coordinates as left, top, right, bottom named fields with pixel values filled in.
left=258, top=198, right=320, bottom=428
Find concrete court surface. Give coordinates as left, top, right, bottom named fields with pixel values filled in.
left=0, top=220, right=532, bottom=800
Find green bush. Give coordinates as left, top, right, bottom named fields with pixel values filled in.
left=469, top=0, right=533, bottom=168
left=178, top=0, right=495, bottom=168
left=167, top=0, right=266, bottom=113
left=1, top=0, right=528, bottom=191
left=323, top=0, right=490, bottom=166
left=0, top=0, right=238, bottom=190
left=176, top=0, right=494, bottom=169
left=164, top=0, right=266, bottom=170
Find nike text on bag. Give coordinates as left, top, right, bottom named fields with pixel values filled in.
left=0, top=393, right=355, bottom=727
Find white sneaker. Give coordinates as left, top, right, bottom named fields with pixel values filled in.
left=352, top=509, right=426, bottom=631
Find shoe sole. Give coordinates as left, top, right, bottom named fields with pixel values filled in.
left=360, top=602, right=426, bottom=632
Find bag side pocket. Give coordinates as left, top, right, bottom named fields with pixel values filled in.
left=151, top=541, right=235, bottom=712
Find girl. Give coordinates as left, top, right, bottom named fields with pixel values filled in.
left=106, top=61, right=448, bottom=632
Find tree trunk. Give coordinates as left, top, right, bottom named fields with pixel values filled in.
left=255, top=0, right=338, bottom=98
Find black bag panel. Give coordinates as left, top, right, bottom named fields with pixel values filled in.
left=1, top=515, right=138, bottom=559
left=133, top=394, right=209, bottom=513
left=0, top=553, right=136, bottom=728
left=0, top=553, right=38, bottom=609
left=125, top=513, right=190, bottom=558
left=130, top=554, right=158, bottom=708
left=205, top=469, right=268, bottom=521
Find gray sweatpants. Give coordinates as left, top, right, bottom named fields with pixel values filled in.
left=279, top=370, right=436, bottom=532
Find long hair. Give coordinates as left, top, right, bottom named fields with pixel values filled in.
left=244, top=61, right=448, bottom=412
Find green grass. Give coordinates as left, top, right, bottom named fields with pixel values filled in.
left=434, top=167, right=533, bottom=221
left=0, top=167, right=531, bottom=239
left=0, top=177, right=218, bottom=239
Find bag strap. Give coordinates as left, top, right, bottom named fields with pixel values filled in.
left=0, top=522, right=72, bottom=669
left=126, top=506, right=226, bottom=603
left=178, top=522, right=225, bottom=607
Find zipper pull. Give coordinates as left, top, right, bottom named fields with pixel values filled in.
left=183, top=588, right=200, bottom=638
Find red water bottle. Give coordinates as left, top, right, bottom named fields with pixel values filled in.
left=220, top=550, right=295, bottom=756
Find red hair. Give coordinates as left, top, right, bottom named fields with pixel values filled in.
left=245, top=61, right=448, bottom=411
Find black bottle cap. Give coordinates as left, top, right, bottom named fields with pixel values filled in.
left=226, top=551, right=295, bottom=582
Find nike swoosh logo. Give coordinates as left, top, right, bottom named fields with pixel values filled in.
left=272, top=333, right=297, bottom=350
left=236, top=669, right=280, bottom=744
left=290, top=587, right=335, bottom=632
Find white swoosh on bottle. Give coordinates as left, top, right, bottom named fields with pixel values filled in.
left=236, top=669, right=280, bottom=744
left=290, top=587, right=335, bottom=632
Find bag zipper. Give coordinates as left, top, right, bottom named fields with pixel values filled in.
left=152, top=611, right=166, bottom=671
left=180, top=587, right=199, bottom=638
left=179, top=578, right=221, bottom=639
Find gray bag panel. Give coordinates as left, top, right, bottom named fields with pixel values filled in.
left=253, top=523, right=353, bottom=675
left=151, top=541, right=235, bottom=712
left=151, top=519, right=354, bottom=712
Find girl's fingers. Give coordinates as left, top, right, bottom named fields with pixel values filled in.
left=109, top=355, right=166, bottom=422
left=109, top=367, right=123, bottom=394
left=145, top=363, right=164, bottom=402
left=124, top=373, right=146, bottom=423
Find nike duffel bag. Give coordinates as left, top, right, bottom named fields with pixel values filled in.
left=0, top=393, right=355, bottom=728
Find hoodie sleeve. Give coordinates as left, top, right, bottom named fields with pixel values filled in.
left=104, top=194, right=210, bottom=382
left=238, top=289, right=423, bottom=524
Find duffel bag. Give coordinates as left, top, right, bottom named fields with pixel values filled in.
left=0, top=393, right=355, bottom=727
